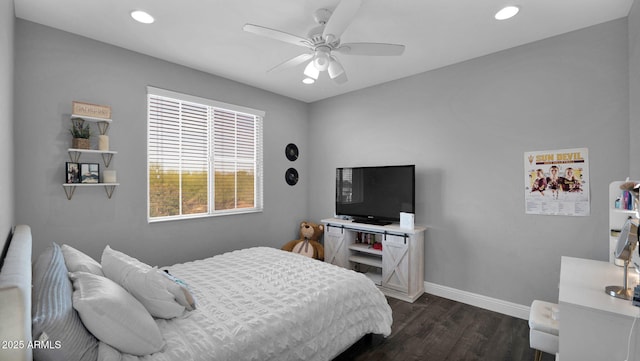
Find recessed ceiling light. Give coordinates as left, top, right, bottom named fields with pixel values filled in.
left=302, top=77, right=315, bottom=85
left=495, top=6, right=520, bottom=20
left=131, top=10, right=155, bottom=24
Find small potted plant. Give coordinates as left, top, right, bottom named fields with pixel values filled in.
left=70, top=117, right=91, bottom=149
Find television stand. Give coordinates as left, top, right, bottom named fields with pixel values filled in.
left=322, top=217, right=426, bottom=303
left=352, top=217, right=392, bottom=226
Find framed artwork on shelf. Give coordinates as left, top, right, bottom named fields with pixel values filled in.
left=65, top=162, right=80, bottom=184
left=80, top=163, right=100, bottom=184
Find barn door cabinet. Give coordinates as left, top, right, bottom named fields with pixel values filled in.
left=322, top=217, right=426, bottom=303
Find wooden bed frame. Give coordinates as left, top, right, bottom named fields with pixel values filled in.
left=0, top=225, right=33, bottom=361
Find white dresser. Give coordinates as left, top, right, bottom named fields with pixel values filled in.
left=559, top=256, right=640, bottom=360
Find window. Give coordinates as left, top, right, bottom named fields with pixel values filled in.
left=147, top=87, right=264, bottom=222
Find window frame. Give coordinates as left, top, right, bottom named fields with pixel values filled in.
left=147, top=86, right=264, bottom=223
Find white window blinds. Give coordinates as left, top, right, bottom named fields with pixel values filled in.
left=147, top=87, right=264, bottom=222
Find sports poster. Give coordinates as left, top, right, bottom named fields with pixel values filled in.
left=524, top=147, right=589, bottom=216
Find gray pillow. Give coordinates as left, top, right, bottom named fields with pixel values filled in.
left=32, top=243, right=98, bottom=361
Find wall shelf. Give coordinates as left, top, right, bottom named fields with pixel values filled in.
left=63, top=183, right=119, bottom=200
left=71, top=114, right=112, bottom=134
left=608, top=180, right=639, bottom=263
left=63, top=111, right=118, bottom=199
left=67, top=149, right=117, bottom=167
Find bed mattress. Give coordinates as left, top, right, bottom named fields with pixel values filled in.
left=100, top=247, right=392, bottom=361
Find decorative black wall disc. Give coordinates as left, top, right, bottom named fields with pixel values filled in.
left=285, top=168, right=299, bottom=186
left=285, top=143, right=299, bottom=161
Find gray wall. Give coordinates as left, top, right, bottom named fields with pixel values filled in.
left=308, top=19, right=629, bottom=305
left=14, top=20, right=309, bottom=265
left=630, top=1, right=640, bottom=179
left=9, top=12, right=634, bottom=308
left=0, top=0, right=15, bottom=245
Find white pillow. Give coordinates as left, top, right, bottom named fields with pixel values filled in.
left=97, top=341, right=140, bottom=361
left=61, top=244, right=104, bottom=276
left=69, top=271, right=165, bottom=356
left=101, top=246, right=185, bottom=319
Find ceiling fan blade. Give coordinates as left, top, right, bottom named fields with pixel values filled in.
left=322, top=0, right=362, bottom=44
left=336, top=42, right=405, bottom=56
left=243, top=24, right=312, bottom=49
left=268, top=53, right=313, bottom=73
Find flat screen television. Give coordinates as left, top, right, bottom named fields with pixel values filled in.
left=335, top=165, right=415, bottom=225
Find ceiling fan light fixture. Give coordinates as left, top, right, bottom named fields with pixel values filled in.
left=328, top=57, right=345, bottom=79
left=131, top=10, right=155, bottom=24
left=243, top=0, right=403, bottom=86
left=494, top=5, right=520, bottom=20
left=304, top=61, right=319, bottom=80
left=313, top=47, right=331, bottom=71
left=302, top=77, right=315, bottom=84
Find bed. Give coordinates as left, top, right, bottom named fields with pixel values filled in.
left=0, top=225, right=392, bottom=361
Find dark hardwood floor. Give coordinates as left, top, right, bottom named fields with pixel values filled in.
left=335, top=293, right=555, bottom=361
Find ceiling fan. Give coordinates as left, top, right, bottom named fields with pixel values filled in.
left=243, top=0, right=405, bottom=84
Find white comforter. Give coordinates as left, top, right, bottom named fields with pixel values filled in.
left=99, top=247, right=392, bottom=361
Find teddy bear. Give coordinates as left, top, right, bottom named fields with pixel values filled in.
left=281, top=221, right=325, bottom=260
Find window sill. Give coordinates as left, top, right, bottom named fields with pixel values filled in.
left=148, top=208, right=263, bottom=223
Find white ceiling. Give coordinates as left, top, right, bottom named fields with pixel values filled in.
left=13, top=0, right=634, bottom=103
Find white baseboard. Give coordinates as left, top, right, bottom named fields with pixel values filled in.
left=424, top=281, right=530, bottom=320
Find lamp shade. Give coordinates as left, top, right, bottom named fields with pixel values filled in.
left=304, top=61, right=319, bottom=80
left=313, top=47, right=331, bottom=71
left=328, top=57, right=345, bottom=79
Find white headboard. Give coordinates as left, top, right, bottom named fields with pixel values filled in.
left=0, top=225, right=33, bottom=361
